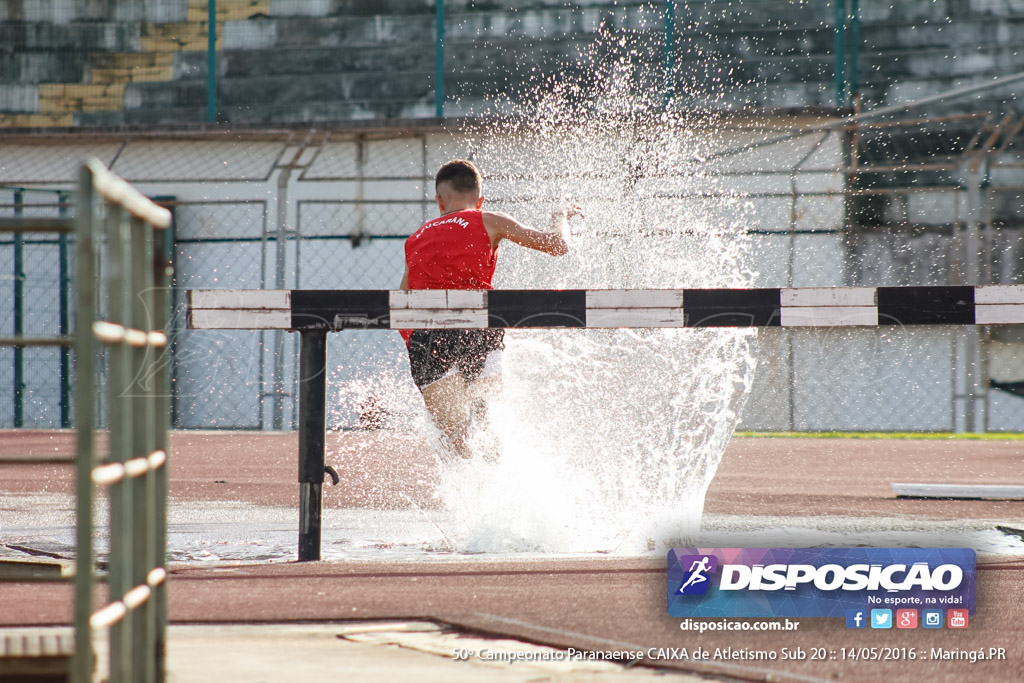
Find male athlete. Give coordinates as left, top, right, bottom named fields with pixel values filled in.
left=400, top=159, right=580, bottom=460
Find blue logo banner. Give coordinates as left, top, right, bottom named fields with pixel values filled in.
left=667, top=548, right=976, bottom=618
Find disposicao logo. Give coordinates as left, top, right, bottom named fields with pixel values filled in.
left=667, top=548, right=976, bottom=619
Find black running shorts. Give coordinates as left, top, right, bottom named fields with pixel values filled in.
left=406, top=328, right=505, bottom=390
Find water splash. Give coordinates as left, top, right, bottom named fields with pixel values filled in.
left=426, top=33, right=760, bottom=553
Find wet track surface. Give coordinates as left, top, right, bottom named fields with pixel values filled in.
left=1, top=430, right=1022, bottom=682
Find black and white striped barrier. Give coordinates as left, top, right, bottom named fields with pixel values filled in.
left=185, top=286, right=1024, bottom=561
left=189, top=285, right=1024, bottom=331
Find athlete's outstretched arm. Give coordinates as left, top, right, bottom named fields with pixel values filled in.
left=483, top=208, right=581, bottom=256
left=399, top=265, right=409, bottom=290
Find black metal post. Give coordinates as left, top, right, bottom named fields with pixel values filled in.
left=58, top=191, right=71, bottom=428
left=298, top=330, right=326, bottom=561
left=13, top=190, right=24, bottom=427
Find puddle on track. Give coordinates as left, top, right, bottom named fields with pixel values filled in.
left=2, top=492, right=1021, bottom=565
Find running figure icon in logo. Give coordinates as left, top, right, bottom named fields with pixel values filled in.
left=677, top=554, right=719, bottom=595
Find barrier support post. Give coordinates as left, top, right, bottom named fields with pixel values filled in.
left=298, top=330, right=326, bottom=561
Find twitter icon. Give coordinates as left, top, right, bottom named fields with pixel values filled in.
left=870, top=609, right=892, bottom=629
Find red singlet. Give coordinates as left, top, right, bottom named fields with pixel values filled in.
left=400, top=209, right=497, bottom=344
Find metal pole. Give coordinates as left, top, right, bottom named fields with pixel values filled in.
left=129, top=216, right=155, bottom=682
left=207, top=0, right=217, bottom=123
left=962, top=163, right=987, bottom=433
left=298, top=330, right=326, bottom=562
left=13, top=190, right=24, bottom=427
left=663, top=0, right=675, bottom=108
left=834, top=0, right=846, bottom=107
left=983, top=180, right=994, bottom=285
left=849, top=0, right=860, bottom=107
left=106, top=203, right=134, bottom=683
left=353, top=136, right=366, bottom=246
left=964, top=163, right=982, bottom=287
left=155, top=198, right=179, bottom=429
left=272, top=166, right=292, bottom=430
left=151, top=215, right=172, bottom=683
left=72, top=165, right=97, bottom=683
left=259, top=202, right=269, bottom=429
left=58, top=192, right=71, bottom=428
left=435, top=0, right=444, bottom=118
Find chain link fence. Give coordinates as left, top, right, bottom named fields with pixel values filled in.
left=1, top=117, right=1023, bottom=431
left=0, top=188, right=74, bottom=428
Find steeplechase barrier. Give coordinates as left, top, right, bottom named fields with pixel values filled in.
left=187, top=284, right=1024, bottom=561
left=0, top=161, right=172, bottom=683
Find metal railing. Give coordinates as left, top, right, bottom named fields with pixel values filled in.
left=0, top=189, right=74, bottom=428
left=0, top=199, right=80, bottom=664
left=72, top=159, right=173, bottom=682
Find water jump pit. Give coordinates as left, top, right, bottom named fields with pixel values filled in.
left=2, top=430, right=1022, bottom=563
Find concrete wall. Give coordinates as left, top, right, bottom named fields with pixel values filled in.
left=2, top=123, right=1021, bottom=431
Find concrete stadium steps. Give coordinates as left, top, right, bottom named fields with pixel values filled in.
left=213, top=46, right=432, bottom=79
left=0, top=2, right=269, bottom=127
left=0, top=53, right=87, bottom=86
left=860, top=15, right=1024, bottom=51
left=860, top=44, right=1024, bottom=82
left=674, top=25, right=834, bottom=59
left=3, top=2, right=1024, bottom=127
left=327, top=0, right=453, bottom=15
left=38, top=83, right=126, bottom=114
left=267, top=15, right=436, bottom=48
left=233, top=71, right=408, bottom=108
left=0, top=21, right=137, bottom=53
left=186, top=35, right=601, bottom=81
left=217, top=97, right=436, bottom=121
left=89, top=52, right=175, bottom=85
left=0, top=10, right=240, bottom=126
left=0, top=112, right=75, bottom=127
left=76, top=96, right=435, bottom=127
left=187, top=0, right=270, bottom=23
left=128, top=71, right=436, bottom=110
left=141, top=21, right=223, bottom=53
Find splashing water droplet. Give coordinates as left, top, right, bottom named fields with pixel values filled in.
left=425, top=31, right=761, bottom=554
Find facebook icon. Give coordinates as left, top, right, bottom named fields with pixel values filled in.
left=845, top=609, right=867, bottom=629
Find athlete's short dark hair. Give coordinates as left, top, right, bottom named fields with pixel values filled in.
left=435, top=159, right=482, bottom=194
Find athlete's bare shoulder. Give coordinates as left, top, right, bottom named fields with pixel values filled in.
left=481, top=210, right=518, bottom=224
left=480, top=210, right=520, bottom=239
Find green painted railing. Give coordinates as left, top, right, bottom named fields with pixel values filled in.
left=435, top=0, right=445, bottom=118
left=2, top=186, right=74, bottom=428
left=72, top=160, right=173, bottom=683
left=0, top=160, right=171, bottom=680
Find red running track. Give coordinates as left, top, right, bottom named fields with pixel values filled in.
left=1, top=431, right=1022, bottom=682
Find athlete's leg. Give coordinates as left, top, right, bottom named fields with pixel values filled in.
left=467, top=375, right=501, bottom=420
left=463, top=375, right=501, bottom=462
left=421, top=373, right=473, bottom=460
left=462, top=345, right=503, bottom=461
left=409, top=329, right=473, bottom=460
left=463, top=345, right=504, bottom=420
